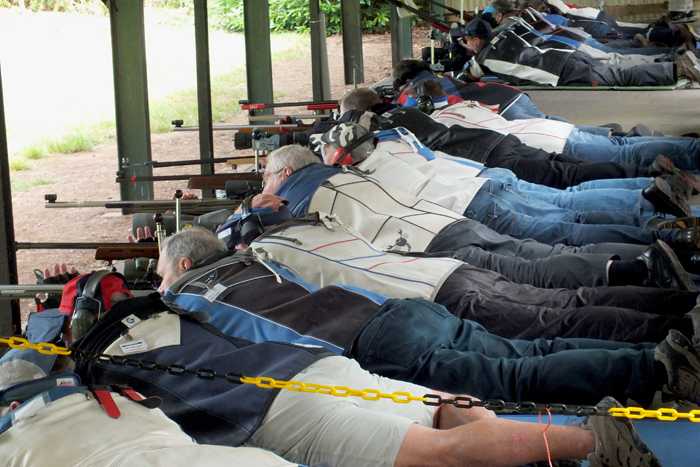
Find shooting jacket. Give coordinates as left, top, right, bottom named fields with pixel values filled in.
left=277, top=164, right=463, bottom=254
left=374, top=104, right=506, bottom=164
left=73, top=294, right=335, bottom=447
left=359, top=128, right=487, bottom=214
left=500, top=12, right=660, bottom=67
left=250, top=213, right=462, bottom=302
left=431, top=100, right=573, bottom=154
left=471, top=17, right=576, bottom=86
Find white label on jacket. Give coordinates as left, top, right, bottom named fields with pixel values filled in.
left=11, top=392, right=50, bottom=425
left=120, top=339, right=149, bottom=354
left=203, top=283, right=227, bottom=302
left=121, top=315, right=141, bottom=329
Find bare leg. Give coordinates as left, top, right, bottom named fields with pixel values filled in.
left=395, top=420, right=594, bottom=467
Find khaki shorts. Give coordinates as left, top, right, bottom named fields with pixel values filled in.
left=246, top=356, right=436, bottom=467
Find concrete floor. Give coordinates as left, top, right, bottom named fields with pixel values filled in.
left=527, top=86, right=700, bottom=137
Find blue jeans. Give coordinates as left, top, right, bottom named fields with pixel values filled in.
left=563, top=128, right=700, bottom=170
left=582, top=36, right=669, bottom=55
left=351, top=297, right=657, bottom=405
left=480, top=168, right=652, bottom=214
left=465, top=179, right=674, bottom=246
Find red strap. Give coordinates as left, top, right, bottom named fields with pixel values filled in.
left=118, top=388, right=143, bottom=402
left=92, top=387, right=121, bottom=419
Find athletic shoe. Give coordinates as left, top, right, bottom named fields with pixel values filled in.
left=675, top=51, right=700, bottom=83
left=648, top=155, right=700, bottom=195
left=626, top=123, right=653, bottom=137
left=600, top=123, right=623, bottom=133
left=660, top=174, right=694, bottom=199
left=642, top=177, right=691, bottom=217
left=668, top=10, right=695, bottom=22
left=581, top=396, right=662, bottom=467
left=655, top=329, right=700, bottom=405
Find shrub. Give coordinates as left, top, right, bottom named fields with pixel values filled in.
left=210, top=0, right=398, bottom=35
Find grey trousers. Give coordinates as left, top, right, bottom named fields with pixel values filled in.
left=426, top=219, right=647, bottom=288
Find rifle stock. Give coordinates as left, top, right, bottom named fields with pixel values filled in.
left=187, top=173, right=263, bottom=191
left=95, top=245, right=160, bottom=262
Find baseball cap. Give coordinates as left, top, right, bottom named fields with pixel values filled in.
left=462, top=18, right=493, bottom=38
left=58, top=272, right=131, bottom=315
left=311, top=122, right=376, bottom=164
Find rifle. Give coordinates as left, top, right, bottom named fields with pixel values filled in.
left=0, top=284, right=155, bottom=299
left=95, top=245, right=159, bottom=262
left=171, top=121, right=317, bottom=133
left=0, top=284, right=65, bottom=298
left=44, top=194, right=242, bottom=216
left=14, top=241, right=160, bottom=263
left=385, top=0, right=455, bottom=32
left=186, top=173, right=263, bottom=191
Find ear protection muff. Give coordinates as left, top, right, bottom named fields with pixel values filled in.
left=331, top=131, right=378, bottom=165
left=414, top=82, right=435, bottom=115
left=238, top=194, right=265, bottom=245
left=70, top=270, right=114, bottom=341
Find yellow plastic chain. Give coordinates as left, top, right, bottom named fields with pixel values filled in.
left=1, top=336, right=72, bottom=356
left=4, top=336, right=700, bottom=421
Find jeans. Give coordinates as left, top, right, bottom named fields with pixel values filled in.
left=465, top=180, right=666, bottom=246
left=349, top=297, right=658, bottom=406
left=563, top=128, right=700, bottom=170
left=480, top=168, right=652, bottom=214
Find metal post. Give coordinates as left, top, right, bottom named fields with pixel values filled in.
left=341, top=0, right=364, bottom=85
left=0, top=61, right=20, bottom=336
left=108, top=0, right=154, bottom=202
left=309, top=0, right=332, bottom=101
left=390, top=3, right=414, bottom=67
left=243, top=0, right=274, bottom=123
left=194, top=0, right=215, bottom=199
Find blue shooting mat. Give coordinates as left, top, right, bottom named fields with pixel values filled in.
left=500, top=413, right=700, bottom=466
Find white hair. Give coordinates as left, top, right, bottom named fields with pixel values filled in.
left=161, top=226, right=227, bottom=269
left=266, top=145, right=321, bottom=173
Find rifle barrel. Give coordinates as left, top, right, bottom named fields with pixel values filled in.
left=44, top=199, right=242, bottom=215
left=122, top=157, right=247, bottom=169
left=0, top=285, right=65, bottom=298
left=385, top=0, right=449, bottom=29
left=16, top=242, right=137, bottom=250
left=239, top=100, right=338, bottom=109
left=172, top=123, right=312, bottom=132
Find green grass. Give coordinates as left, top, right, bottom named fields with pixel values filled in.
left=33, top=178, right=56, bottom=185
left=10, top=177, right=56, bottom=192
left=9, top=158, right=31, bottom=171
